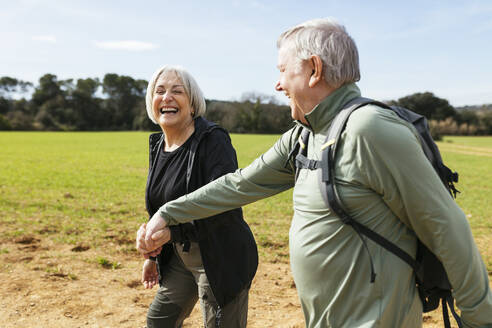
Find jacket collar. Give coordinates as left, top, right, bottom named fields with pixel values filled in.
left=302, top=83, right=361, bottom=134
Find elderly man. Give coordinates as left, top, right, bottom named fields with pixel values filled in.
left=138, top=18, right=492, bottom=327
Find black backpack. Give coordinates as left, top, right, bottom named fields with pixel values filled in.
left=291, top=97, right=462, bottom=328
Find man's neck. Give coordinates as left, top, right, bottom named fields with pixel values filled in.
left=306, top=83, right=338, bottom=114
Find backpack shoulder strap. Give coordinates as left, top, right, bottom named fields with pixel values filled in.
left=291, top=98, right=386, bottom=179
left=318, top=97, right=421, bottom=281
left=319, top=97, right=382, bottom=188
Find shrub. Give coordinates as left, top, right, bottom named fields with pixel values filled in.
left=0, top=114, right=11, bottom=130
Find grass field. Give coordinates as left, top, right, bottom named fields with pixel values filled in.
left=0, top=132, right=490, bottom=327
left=1, top=132, right=490, bottom=265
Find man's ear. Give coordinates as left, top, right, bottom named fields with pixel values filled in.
left=308, top=55, right=323, bottom=88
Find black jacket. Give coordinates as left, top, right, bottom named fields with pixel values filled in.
left=145, top=117, right=258, bottom=307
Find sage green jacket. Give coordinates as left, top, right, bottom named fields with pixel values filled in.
left=159, top=83, right=492, bottom=327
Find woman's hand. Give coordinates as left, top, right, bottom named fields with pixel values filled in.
left=136, top=223, right=148, bottom=254
left=142, top=259, right=158, bottom=289
left=136, top=222, right=170, bottom=257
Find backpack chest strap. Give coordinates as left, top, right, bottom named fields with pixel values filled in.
left=295, top=153, right=321, bottom=170
left=294, top=128, right=321, bottom=171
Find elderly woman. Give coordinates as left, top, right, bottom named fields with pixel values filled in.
left=137, top=65, right=258, bottom=328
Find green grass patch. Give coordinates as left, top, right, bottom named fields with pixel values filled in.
left=96, top=256, right=122, bottom=270
left=0, top=132, right=490, bottom=268
left=437, top=137, right=492, bottom=232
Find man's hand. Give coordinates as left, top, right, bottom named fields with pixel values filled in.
left=142, top=227, right=171, bottom=255
left=136, top=221, right=171, bottom=257
left=145, top=211, right=168, bottom=246
left=142, top=259, right=158, bottom=289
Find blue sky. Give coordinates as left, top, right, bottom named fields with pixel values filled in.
left=1, top=0, right=491, bottom=106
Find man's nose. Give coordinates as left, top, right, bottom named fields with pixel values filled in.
left=275, top=80, right=283, bottom=92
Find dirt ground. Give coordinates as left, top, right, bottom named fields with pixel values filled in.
left=0, top=235, right=467, bottom=328
left=0, top=235, right=304, bottom=328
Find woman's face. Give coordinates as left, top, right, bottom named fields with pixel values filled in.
left=152, top=71, right=194, bottom=130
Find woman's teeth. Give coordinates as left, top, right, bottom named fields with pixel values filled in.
left=160, top=108, right=178, bottom=114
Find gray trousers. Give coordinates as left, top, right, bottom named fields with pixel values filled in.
left=147, top=242, right=249, bottom=328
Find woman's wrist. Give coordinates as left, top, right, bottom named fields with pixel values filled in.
left=147, top=257, right=157, bottom=263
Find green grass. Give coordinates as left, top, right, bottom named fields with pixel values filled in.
left=230, top=134, right=293, bottom=261
left=96, top=256, right=122, bottom=270
left=0, top=132, right=490, bottom=267
left=437, top=137, right=492, bottom=233
left=0, top=132, right=147, bottom=247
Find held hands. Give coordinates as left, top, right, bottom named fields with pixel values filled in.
left=136, top=220, right=170, bottom=258
left=136, top=223, right=160, bottom=258
left=145, top=211, right=168, bottom=243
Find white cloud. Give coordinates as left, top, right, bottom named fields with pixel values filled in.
left=94, top=40, right=158, bottom=51
left=32, top=35, right=56, bottom=43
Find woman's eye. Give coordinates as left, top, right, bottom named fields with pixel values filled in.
left=173, top=90, right=182, bottom=94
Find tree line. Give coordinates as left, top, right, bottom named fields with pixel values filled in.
left=1, top=74, right=491, bottom=138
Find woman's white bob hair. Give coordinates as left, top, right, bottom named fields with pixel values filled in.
left=145, top=65, right=206, bottom=124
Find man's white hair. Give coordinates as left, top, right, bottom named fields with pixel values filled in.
left=277, top=18, right=360, bottom=88
left=145, top=65, right=206, bottom=124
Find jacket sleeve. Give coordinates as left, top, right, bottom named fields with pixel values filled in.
left=346, top=106, right=492, bottom=327
left=158, top=127, right=299, bottom=226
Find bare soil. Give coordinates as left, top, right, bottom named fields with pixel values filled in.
left=0, top=235, right=303, bottom=327
left=0, top=234, right=478, bottom=327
